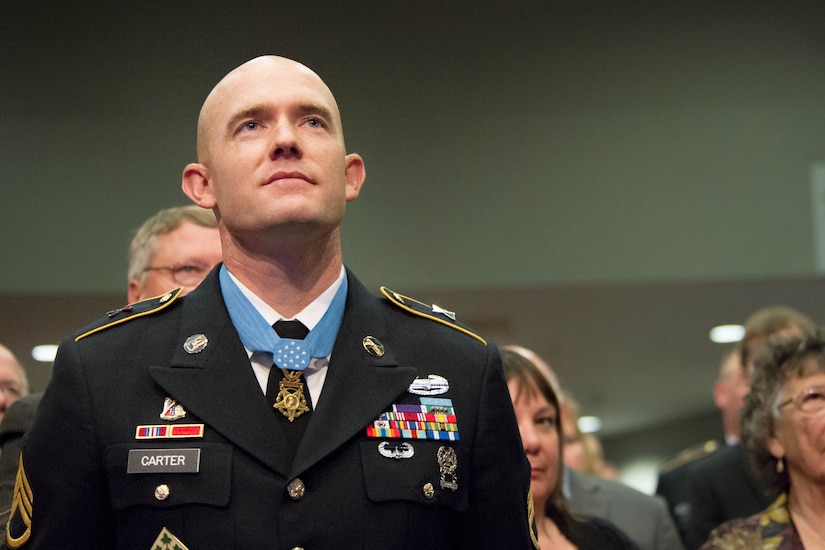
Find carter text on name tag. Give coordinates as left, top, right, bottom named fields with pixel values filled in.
left=127, top=448, right=201, bottom=474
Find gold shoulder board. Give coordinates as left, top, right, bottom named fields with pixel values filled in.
left=659, top=439, right=720, bottom=474
left=75, top=287, right=184, bottom=342
left=380, top=286, right=486, bottom=346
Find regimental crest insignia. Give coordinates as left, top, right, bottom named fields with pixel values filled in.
left=160, top=397, right=187, bottom=421
left=151, top=527, right=190, bottom=550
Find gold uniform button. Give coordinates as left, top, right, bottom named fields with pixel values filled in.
left=291, top=547, right=305, bottom=550
left=287, top=478, right=306, bottom=500
left=154, top=484, right=170, bottom=501
left=423, top=482, right=435, bottom=499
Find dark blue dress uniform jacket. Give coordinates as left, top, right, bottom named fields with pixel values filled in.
left=9, top=268, right=535, bottom=549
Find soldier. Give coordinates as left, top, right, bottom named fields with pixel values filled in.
left=8, top=56, right=535, bottom=549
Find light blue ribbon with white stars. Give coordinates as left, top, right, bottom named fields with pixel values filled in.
left=219, top=264, right=347, bottom=371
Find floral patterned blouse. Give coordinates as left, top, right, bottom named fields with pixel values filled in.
left=700, top=493, right=804, bottom=550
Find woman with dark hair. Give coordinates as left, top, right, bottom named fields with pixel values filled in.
left=701, top=331, right=825, bottom=548
left=501, top=348, right=638, bottom=549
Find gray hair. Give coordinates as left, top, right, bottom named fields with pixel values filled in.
left=741, top=330, right=825, bottom=495
left=127, top=206, right=217, bottom=283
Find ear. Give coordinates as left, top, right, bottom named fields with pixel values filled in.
left=343, top=153, right=365, bottom=202
left=182, top=163, right=217, bottom=208
left=713, top=379, right=727, bottom=409
left=127, top=279, right=141, bottom=304
left=767, top=435, right=785, bottom=460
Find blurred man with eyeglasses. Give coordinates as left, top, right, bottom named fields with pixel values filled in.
left=127, top=205, right=222, bottom=303
left=0, top=345, right=28, bottom=424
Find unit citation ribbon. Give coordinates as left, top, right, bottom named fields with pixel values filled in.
left=135, top=424, right=204, bottom=440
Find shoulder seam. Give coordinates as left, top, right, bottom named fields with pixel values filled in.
left=380, top=286, right=487, bottom=346
left=74, top=288, right=184, bottom=342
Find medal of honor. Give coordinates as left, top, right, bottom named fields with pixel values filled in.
left=274, top=369, right=310, bottom=422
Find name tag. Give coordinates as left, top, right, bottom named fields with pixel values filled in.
left=127, top=448, right=201, bottom=474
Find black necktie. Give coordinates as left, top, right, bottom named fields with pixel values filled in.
left=272, top=319, right=310, bottom=340
left=266, top=319, right=312, bottom=455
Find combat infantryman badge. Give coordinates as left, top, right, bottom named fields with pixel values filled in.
left=408, top=374, right=449, bottom=396
left=273, top=369, right=310, bottom=422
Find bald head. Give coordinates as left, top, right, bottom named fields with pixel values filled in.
left=0, top=344, right=29, bottom=422
left=196, top=56, right=344, bottom=164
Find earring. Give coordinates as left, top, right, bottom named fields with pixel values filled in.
left=776, top=457, right=784, bottom=474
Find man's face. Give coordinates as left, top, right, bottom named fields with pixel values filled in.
left=128, top=221, right=222, bottom=303
left=0, top=354, right=25, bottom=422
left=717, top=351, right=749, bottom=417
left=193, top=57, right=363, bottom=245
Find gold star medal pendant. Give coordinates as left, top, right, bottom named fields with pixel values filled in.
left=273, top=369, right=310, bottom=422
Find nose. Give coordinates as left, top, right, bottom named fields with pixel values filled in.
left=270, top=122, right=302, bottom=160
left=519, top=422, right=540, bottom=454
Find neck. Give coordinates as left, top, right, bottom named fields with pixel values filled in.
left=789, top=484, right=825, bottom=548
left=536, top=513, right=575, bottom=550
left=722, top=413, right=740, bottom=442
left=221, top=230, right=343, bottom=317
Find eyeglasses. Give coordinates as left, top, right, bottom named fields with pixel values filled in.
left=777, top=385, right=825, bottom=415
left=0, top=383, right=23, bottom=399
left=142, top=262, right=212, bottom=287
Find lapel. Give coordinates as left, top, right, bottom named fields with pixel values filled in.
left=291, top=271, right=418, bottom=478
left=148, top=267, right=294, bottom=477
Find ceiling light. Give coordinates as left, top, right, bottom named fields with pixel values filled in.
left=577, top=416, right=602, bottom=433
left=709, top=324, right=745, bottom=343
left=31, top=345, right=58, bottom=363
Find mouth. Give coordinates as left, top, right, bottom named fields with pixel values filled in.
left=266, top=171, right=313, bottom=185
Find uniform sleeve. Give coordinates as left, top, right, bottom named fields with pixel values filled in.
left=458, top=344, right=537, bottom=549
left=653, top=494, right=686, bottom=550
left=6, top=340, right=115, bottom=548
left=685, top=465, right=723, bottom=550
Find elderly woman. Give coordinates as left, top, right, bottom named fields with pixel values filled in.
left=702, top=332, right=825, bottom=548
left=501, top=348, right=638, bottom=549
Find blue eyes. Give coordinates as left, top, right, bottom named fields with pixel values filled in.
left=239, top=118, right=324, bottom=133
